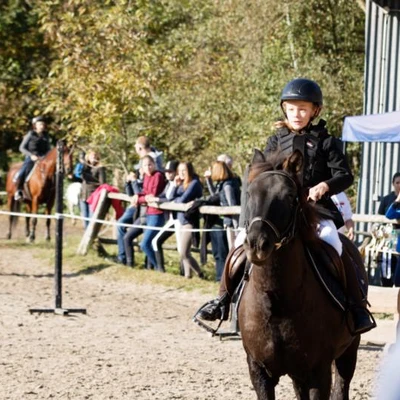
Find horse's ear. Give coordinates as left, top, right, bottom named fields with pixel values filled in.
left=283, top=150, right=303, bottom=174
left=250, top=148, right=265, bottom=165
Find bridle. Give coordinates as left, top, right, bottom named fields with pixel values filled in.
left=246, top=170, right=301, bottom=249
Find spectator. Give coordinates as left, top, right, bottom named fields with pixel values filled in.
left=123, top=155, right=166, bottom=268
left=217, top=153, right=242, bottom=189
left=114, top=170, right=143, bottom=265
left=80, top=150, right=106, bottom=229
left=378, top=172, right=400, bottom=286
left=72, top=151, right=85, bottom=183
left=331, top=192, right=355, bottom=241
left=384, top=192, right=400, bottom=287
left=134, top=136, right=163, bottom=172
left=378, top=172, right=400, bottom=216
left=204, top=161, right=241, bottom=281
left=146, top=160, right=179, bottom=272
left=216, top=153, right=233, bottom=169
left=170, top=162, right=203, bottom=279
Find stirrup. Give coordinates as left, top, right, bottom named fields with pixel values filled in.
left=193, top=301, right=225, bottom=336
left=347, top=306, right=377, bottom=336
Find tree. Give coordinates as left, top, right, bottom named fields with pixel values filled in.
left=0, top=0, right=52, bottom=171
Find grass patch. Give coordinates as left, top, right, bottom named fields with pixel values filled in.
left=1, top=228, right=220, bottom=296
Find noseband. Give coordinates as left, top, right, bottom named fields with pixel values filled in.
left=246, top=170, right=300, bottom=248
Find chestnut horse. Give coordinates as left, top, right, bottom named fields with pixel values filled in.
left=6, top=143, right=73, bottom=242
left=240, top=150, right=365, bottom=400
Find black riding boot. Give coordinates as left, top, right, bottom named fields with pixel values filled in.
left=14, top=179, right=24, bottom=201
left=154, top=250, right=165, bottom=272
left=196, top=292, right=231, bottom=321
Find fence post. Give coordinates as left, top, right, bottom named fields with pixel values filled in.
left=77, top=189, right=111, bottom=255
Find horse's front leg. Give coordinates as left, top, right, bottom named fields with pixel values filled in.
left=28, top=199, right=39, bottom=243
left=247, top=354, right=278, bottom=400
left=7, top=195, right=14, bottom=239
left=44, top=202, right=52, bottom=241
left=24, top=202, right=31, bottom=239
left=25, top=216, right=30, bottom=238
left=293, top=362, right=332, bottom=400
left=292, top=364, right=331, bottom=400
left=331, top=337, right=360, bottom=400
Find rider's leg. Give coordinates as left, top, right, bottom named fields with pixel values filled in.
left=341, top=246, right=376, bottom=335
left=196, top=244, right=247, bottom=321
left=14, top=157, right=33, bottom=200
left=318, top=219, right=342, bottom=256
left=318, top=219, right=374, bottom=334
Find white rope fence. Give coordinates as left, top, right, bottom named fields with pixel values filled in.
left=0, top=209, right=235, bottom=232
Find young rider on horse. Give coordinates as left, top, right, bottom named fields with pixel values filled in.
left=196, top=78, right=375, bottom=335
left=14, top=116, right=52, bottom=201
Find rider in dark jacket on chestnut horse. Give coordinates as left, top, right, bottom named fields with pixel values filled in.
left=196, top=78, right=375, bottom=336
left=14, top=116, right=52, bottom=201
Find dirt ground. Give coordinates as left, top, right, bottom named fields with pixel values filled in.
left=0, top=222, right=388, bottom=400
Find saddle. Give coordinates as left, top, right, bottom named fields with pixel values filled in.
left=13, top=164, right=38, bottom=201
left=225, top=237, right=366, bottom=314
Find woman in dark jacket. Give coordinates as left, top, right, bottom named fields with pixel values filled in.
left=170, top=162, right=203, bottom=279
left=205, top=161, right=241, bottom=281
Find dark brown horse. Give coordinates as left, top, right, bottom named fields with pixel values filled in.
left=239, top=150, right=366, bottom=400
left=6, top=143, right=73, bottom=242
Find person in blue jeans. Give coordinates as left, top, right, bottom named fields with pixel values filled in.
left=204, top=161, right=241, bottom=281
left=115, top=171, right=142, bottom=264
left=123, top=156, right=166, bottom=268
left=384, top=192, right=400, bottom=287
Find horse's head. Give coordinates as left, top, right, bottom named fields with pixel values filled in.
left=243, top=149, right=313, bottom=265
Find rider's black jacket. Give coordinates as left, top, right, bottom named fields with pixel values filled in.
left=264, top=120, right=353, bottom=228
left=19, top=130, right=52, bottom=158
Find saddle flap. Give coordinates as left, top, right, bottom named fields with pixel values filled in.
left=312, top=239, right=347, bottom=288
left=224, top=245, right=247, bottom=297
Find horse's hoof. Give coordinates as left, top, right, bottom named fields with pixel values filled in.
left=6, top=233, right=11, bottom=240
left=45, top=236, right=51, bottom=242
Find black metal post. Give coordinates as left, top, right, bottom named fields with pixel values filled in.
left=29, top=140, right=86, bottom=315
left=55, top=139, right=64, bottom=309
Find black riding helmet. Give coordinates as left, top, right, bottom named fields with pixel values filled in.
left=281, top=78, right=323, bottom=106
left=32, top=115, right=46, bottom=125
left=280, top=78, right=323, bottom=120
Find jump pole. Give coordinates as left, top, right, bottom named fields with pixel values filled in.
left=29, top=140, right=86, bottom=315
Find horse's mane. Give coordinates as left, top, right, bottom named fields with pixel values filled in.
left=248, top=152, right=320, bottom=243
left=248, top=152, right=287, bottom=184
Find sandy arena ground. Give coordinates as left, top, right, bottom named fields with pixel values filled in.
left=0, top=220, right=391, bottom=399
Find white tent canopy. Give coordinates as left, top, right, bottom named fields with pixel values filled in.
left=342, top=111, right=400, bottom=142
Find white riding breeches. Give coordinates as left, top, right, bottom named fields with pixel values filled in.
left=318, top=219, right=342, bottom=256
left=234, top=228, right=246, bottom=247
